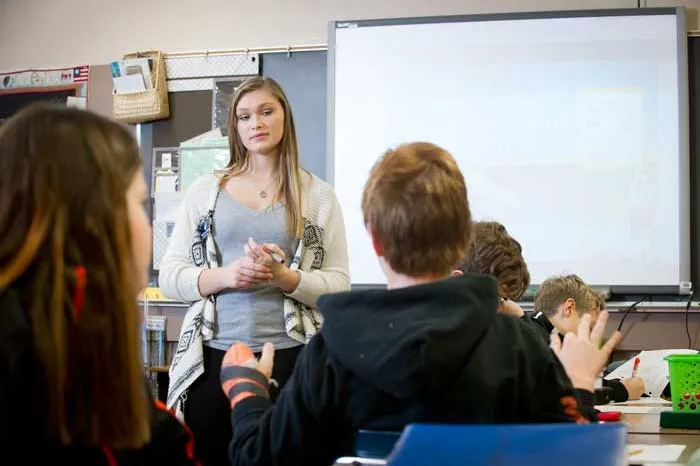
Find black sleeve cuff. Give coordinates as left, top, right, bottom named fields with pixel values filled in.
left=575, top=388, right=594, bottom=408
left=575, top=389, right=599, bottom=422
left=231, top=395, right=272, bottom=426
left=602, top=378, right=629, bottom=403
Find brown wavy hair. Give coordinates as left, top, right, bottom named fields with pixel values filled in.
left=362, top=142, right=471, bottom=277
left=0, top=104, right=149, bottom=447
left=458, top=221, right=530, bottom=300
left=223, top=76, right=304, bottom=237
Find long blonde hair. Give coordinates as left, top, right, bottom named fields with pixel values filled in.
left=223, top=76, right=304, bottom=237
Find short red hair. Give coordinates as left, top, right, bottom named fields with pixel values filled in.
left=361, top=142, right=471, bottom=277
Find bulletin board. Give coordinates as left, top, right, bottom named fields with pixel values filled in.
left=0, top=66, right=90, bottom=124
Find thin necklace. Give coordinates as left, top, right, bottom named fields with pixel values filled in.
left=256, top=178, right=277, bottom=199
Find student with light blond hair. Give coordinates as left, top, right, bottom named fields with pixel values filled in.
left=532, top=275, right=599, bottom=335
left=529, top=275, right=644, bottom=401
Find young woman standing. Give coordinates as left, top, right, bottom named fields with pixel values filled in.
left=160, top=77, right=350, bottom=465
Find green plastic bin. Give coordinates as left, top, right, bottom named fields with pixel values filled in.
left=665, top=354, right=700, bottom=412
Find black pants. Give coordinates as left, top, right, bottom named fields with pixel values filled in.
left=185, top=344, right=303, bottom=466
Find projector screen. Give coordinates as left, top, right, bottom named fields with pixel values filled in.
left=328, top=8, right=690, bottom=292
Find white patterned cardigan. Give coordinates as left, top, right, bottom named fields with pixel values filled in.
left=159, top=171, right=350, bottom=418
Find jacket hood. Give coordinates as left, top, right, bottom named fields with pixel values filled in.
left=318, top=275, right=499, bottom=398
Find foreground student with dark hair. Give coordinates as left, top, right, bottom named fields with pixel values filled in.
left=219, top=142, right=621, bottom=466
left=0, top=104, right=199, bottom=464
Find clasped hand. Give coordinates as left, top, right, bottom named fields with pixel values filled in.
left=220, top=238, right=287, bottom=289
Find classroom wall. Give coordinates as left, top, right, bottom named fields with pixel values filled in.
left=5, top=0, right=700, bottom=352
left=1, top=0, right=699, bottom=71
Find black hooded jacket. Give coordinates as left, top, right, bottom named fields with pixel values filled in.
left=228, top=275, right=596, bottom=466
left=0, top=287, right=199, bottom=465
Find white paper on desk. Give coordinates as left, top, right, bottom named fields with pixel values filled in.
left=605, top=349, right=698, bottom=397
left=154, top=192, right=184, bottom=222
left=618, top=397, right=672, bottom=406
left=596, top=405, right=666, bottom=414
left=627, top=444, right=685, bottom=463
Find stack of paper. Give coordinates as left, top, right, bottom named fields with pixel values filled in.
left=605, top=349, right=698, bottom=397
left=111, top=57, right=154, bottom=94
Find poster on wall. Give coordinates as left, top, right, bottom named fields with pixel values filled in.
left=0, top=65, right=90, bottom=124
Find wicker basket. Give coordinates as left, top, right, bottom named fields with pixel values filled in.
left=113, top=50, right=169, bottom=124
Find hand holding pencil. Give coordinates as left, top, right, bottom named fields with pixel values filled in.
left=622, top=357, right=645, bottom=400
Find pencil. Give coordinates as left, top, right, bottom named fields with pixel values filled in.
left=632, top=357, right=641, bottom=378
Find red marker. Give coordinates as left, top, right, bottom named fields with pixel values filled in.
left=598, top=411, right=622, bottom=422
left=631, top=357, right=641, bottom=378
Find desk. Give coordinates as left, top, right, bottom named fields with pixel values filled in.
left=627, top=433, right=700, bottom=463
left=610, top=402, right=700, bottom=463
left=624, top=411, right=700, bottom=436
left=149, top=365, right=170, bottom=403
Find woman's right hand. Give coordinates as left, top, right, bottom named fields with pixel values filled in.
left=198, top=257, right=273, bottom=295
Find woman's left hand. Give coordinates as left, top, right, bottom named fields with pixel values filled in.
left=245, top=238, right=299, bottom=293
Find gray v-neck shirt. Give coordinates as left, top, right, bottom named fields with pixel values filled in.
left=207, top=190, right=300, bottom=352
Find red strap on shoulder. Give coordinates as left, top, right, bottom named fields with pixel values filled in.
left=101, top=443, right=117, bottom=466
left=73, top=266, right=86, bottom=317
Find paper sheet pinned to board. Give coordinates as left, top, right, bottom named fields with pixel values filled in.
left=155, top=173, right=178, bottom=193
left=66, top=96, right=86, bottom=109
left=605, top=349, right=698, bottom=397
left=152, top=192, right=184, bottom=271
left=154, top=192, right=184, bottom=222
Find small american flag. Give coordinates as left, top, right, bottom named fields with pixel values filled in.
left=72, top=66, right=89, bottom=83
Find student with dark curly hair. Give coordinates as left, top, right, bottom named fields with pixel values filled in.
left=455, top=221, right=530, bottom=317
